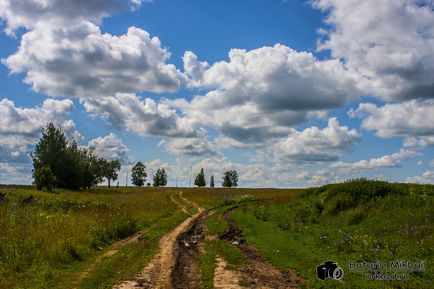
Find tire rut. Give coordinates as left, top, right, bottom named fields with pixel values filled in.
left=113, top=192, right=205, bottom=289
left=217, top=206, right=305, bottom=289
left=171, top=211, right=208, bottom=289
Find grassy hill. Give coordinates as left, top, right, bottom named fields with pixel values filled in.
left=225, top=179, right=434, bottom=288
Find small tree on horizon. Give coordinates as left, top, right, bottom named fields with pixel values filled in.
left=104, top=160, right=121, bottom=188
left=229, top=170, right=238, bottom=188
left=222, top=170, right=238, bottom=188
left=153, top=168, right=168, bottom=187
left=131, top=162, right=147, bottom=187
left=210, top=175, right=215, bottom=187
left=194, top=168, right=206, bottom=187
left=160, top=168, right=168, bottom=187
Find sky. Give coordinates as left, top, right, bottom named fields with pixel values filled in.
left=0, top=0, right=433, bottom=187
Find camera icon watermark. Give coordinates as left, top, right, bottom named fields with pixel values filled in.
left=317, top=260, right=344, bottom=280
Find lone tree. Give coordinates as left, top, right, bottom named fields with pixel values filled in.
left=103, top=160, right=121, bottom=188
left=222, top=170, right=239, bottom=188
left=194, top=168, right=206, bottom=187
left=153, top=168, right=168, bottom=187
left=210, top=175, right=215, bottom=187
left=131, top=162, right=147, bottom=187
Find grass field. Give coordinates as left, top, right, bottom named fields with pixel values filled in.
left=186, top=180, right=434, bottom=289
left=1, top=180, right=433, bottom=288
left=0, top=186, right=187, bottom=289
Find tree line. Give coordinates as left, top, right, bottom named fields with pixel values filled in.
left=130, top=162, right=167, bottom=187
left=193, top=168, right=238, bottom=188
left=32, top=123, right=239, bottom=191
left=131, top=164, right=238, bottom=188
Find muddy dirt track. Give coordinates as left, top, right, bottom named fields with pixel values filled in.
left=214, top=214, right=303, bottom=289
left=217, top=208, right=304, bottom=289
left=112, top=194, right=303, bottom=289
left=114, top=192, right=204, bottom=289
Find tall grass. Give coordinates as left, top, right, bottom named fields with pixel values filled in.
left=0, top=186, right=179, bottom=288
left=230, top=179, right=434, bottom=288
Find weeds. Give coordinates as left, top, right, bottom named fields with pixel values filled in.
left=0, top=186, right=180, bottom=289
left=229, top=180, right=434, bottom=288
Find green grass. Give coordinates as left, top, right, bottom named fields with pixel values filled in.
left=198, top=240, right=216, bottom=289
left=229, top=180, right=434, bottom=288
left=205, top=206, right=230, bottom=236
left=182, top=187, right=303, bottom=210
left=170, top=191, right=198, bottom=215
left=198, top=239, right=245, bottom=289
left=3, top=181, right=433, bottom=289
left=77, top=210, right=188, bottom=289
left=0, top=186, right=183, bottom=289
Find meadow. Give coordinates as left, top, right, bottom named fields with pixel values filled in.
left=0, top=186, right=187, bottom=289
left=1, top=180, right=433, bottom=288
left=185, top=180, right=434, bottom=289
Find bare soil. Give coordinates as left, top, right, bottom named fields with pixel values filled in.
left=171, top=211, right=207, bottom=289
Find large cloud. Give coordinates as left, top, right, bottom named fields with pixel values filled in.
left=272, top=117, right=360, bottom=162
left=3, top=22, right=184, bottom=98
left=179, top=44, right=359, bottom=145
left=185, top=44, right=359, bottom=110
left=83, top=93, right=198, bottom=138
left=349, top=100, right=434, bottom=142
left=88, top=133, right=130, bottom=163
left=0, top=98, right=76, bottom=162
left=406, top=170, right=434, bottom=184
left=331, top=149, right=419, bottom=172
left=313, top=0, right=434, bottom=100
left=159, top=133, right=218, bottom=157
left=0, top=0, right=149, bottom=35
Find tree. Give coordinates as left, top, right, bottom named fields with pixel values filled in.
left=194, top=168, right=206, bottom=187
left=103, top=160, right=121, bottom=188
left=81, top=148, right=106, bottom=189
left=210, top=175, right=215, bottom=187
left=34, top=166, right=56, bottom=192
left=31, top=123, right=67, bottom=190
left=222, top=171, right=232, bottom=188
left=229, top=170, right=238, bottom=188
left=32, top=123, right=114, bottom=191
left=131, top=162, right=147, bottom=187
left=160, top=168, right=168, bottom=187
left=222, top=170, right=239, bottom=188
left=153, top=168, right=168, bottom=187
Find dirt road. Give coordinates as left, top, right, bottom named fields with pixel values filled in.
left=214, top=207, right=304, bottom=289
left=112, top=194, right=303, bottom=289
left=114, top=192, right=205, bottom=289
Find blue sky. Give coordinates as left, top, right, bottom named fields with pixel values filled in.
left=0, top=0, right=433, bottom=187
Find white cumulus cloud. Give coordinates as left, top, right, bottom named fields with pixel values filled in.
left=272, top=118, right=361, bottom=162
left=0, top=98, right=76, bottom=162
left=349, top=100, right=434, bottom=144
left=88, top=133, right=130, bottom=164
left=0, top=0, right=149, bottom=35
left=3, top=23, right=184, bottom=98
left=313, top=0, right=434, bottom=100
left=83, top=93, right=198, bottom=138
left=331, top=149, right=420, bottom=172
